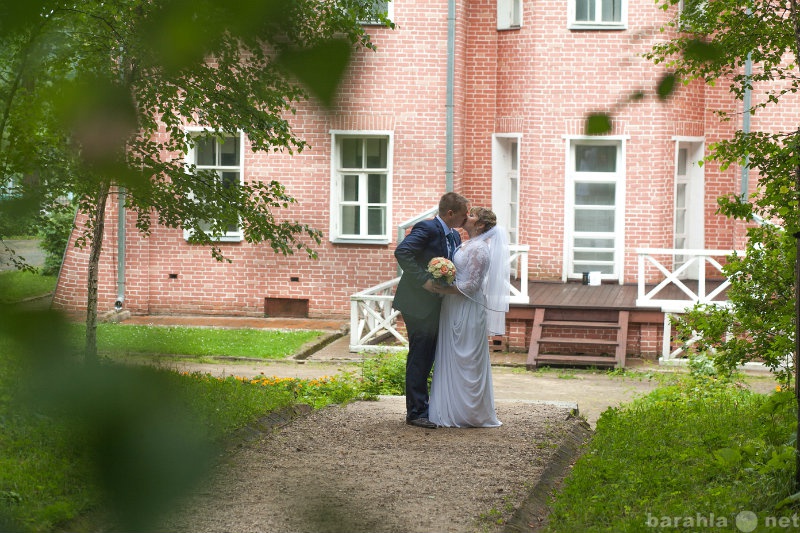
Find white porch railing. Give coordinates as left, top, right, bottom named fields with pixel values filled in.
left=635, top=248, right=743, bottom=363
left=349, top=245, right=530, bottom=353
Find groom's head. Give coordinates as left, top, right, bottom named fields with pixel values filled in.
left=438, top=192, right=469, bottom=229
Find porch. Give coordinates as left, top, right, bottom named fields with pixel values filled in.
left=349, top=248, right=738, bottom=369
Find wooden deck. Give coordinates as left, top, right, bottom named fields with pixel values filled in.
left=513, top=279, right=729, bottom=311
left=506, top=280, right=729, bottom=369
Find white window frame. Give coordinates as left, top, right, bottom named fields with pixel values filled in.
left=491, top=133, right=521, bottom=245
left=182, top=127, right=245, bottom=243
left=359, top=0, right=394, bottom=25
left=563, top=135, right=628, bottom=282
left=568, top=0, right=627, bottom=30
left=497, top=0, right=522, bottom=30
left=329, top=131, right=393, bottom=245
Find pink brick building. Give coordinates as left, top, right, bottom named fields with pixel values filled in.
left=52, top=0, right=799, bottom=360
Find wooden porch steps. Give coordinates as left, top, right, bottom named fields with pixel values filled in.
left=527, top=308, right=630, bottom=369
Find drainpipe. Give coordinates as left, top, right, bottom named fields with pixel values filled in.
left=115, top=186, right=125, bottom=310
left=740, top=4, right=753, bottom=203
left=740, top=51, right=752, bottom=202
left=445, top=0, right=455, bottom=192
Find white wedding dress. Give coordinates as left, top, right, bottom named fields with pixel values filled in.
left=428, top=239, right=502, bottom=428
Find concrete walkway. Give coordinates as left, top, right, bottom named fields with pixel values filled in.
left=118, top=314, right=778, bottom=428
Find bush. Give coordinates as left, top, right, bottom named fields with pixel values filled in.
left=358, top=351, right=407, bottom=396
left=37, top=205, right=76, bottom=276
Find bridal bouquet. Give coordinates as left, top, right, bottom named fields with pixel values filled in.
left=427, top=256, right=456, bottom=285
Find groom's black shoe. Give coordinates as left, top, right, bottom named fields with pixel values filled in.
left=406, top=417, right=437, bottom=429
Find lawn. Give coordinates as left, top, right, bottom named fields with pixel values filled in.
left=0, top=270, right=56, bottom=304
left=544, top=374, right=799, bottom=532
left=68, top=323, right=324, bottom=360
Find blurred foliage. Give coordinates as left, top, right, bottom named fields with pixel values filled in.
left=0, top=1, right=395, bottom=530
left=37, top=201, right=76, bottom=276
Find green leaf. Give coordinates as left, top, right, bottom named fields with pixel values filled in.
left=0, top=1, right=50, bottom=36
left=276, top=39, right=353, bottom=108
left=586, top=113, right=613, bottom=135
left=712, top=447, right=741, bottom=467
left=684, top=39, right=723, bottom=63
left=657, top=73, right=678, bottom=101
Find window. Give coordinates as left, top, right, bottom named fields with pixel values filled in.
left=184, top=130, right=244, bottom=242
left=568, top=0, right=626, bottom=29
left=565, top=138, right=626, bottom=279
left=330, top=133, right=392, bottom=243
left=498, top=0, right=522, bottom=30
left=359, top=0, right=393, bottom=25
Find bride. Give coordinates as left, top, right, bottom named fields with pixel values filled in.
left=428, top=207, right=510, bottom=428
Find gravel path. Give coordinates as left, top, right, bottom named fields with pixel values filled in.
left=158, top=397, right=590, bottom=533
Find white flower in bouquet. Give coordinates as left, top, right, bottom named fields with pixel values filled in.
left=427, top=256, right=456, bottom=285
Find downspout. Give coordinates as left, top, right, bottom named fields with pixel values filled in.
left=115, top=187, right=125, bottom=310
left=445, top=0, right=455, bottom=192
left=740, top=51, right=752, bottom=202
left=740, top=3, right=753, bottom=202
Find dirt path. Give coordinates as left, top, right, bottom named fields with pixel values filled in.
left=158, top=397, right=590, bottom=533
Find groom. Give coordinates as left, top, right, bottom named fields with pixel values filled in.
left=393, top=192, right=469, bottom=429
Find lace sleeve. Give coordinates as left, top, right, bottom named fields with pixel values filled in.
left=455, top=242, right=489, bottom=297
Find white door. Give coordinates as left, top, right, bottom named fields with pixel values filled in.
left=674, top=141, right=704, bottom=279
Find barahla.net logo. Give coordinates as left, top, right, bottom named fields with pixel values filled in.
left=646, top=511, right=800, bottom=531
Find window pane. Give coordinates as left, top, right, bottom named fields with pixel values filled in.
left=196, top=138, right=215, bottom=166
left=576, top=0, right=593, bottom=20
left=510, top=141, right=518, bottom=171
left=675, top=210, right=686, bottom=233
left=676, top=183, right=687, bottom=208
left=367, top=174, right=387, bottom=203
left=575, top=183, right=615, bottom=206
left=342, top=206, right=360, bottom=234
left=575, top=238, right=614, bottom=248
left=341, top=139, right=362, bottom=168
left=575, top=145, right=617, bottom=172
left=575, top=209, right=615, bottom=232
left=343, top=175, right=359, bottom=201
left=574, top=263, right=614, bottom=274
left=368, top=206, right=385, bottom=235
left=365, top=138, right=387, bottom=168
left=677, top=148, right=688, bottom=176
left=220, top=136, right=239, bottom=166
left=601, top=0, right=621, bottom=21
left=574, top=251, right=614, bottom=262
left=220, top=171, right=239, bottom=190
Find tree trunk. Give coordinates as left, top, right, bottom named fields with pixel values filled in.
left=795, top=159, right=800, bottom=490
left=85, top=181, right=110, bottom=365
left=789, top=0, right=800, bottom=493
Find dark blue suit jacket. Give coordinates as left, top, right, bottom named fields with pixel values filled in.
left=393, top=218, right=462, bottom=320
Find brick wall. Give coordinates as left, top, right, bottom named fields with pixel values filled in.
left=54, top=0, right=795, bottom=334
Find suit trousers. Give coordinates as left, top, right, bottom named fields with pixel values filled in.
left=402, top=308, right=441, bottom=420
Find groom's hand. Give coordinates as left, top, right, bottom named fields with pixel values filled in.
left=423, top=279, right=437, bottom=293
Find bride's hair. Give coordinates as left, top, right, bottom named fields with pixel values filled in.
left=471, top=207, right=496, bottom=233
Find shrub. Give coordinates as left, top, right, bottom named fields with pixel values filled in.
left=37, top=204, right=76, bottom=276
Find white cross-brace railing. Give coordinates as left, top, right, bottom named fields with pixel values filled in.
left=349, top=245, right=530, bottom=353
left=635, top=248, right=743, bottom=362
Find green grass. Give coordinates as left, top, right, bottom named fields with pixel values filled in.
left=0, top=271, right=56, bottom=304
left=66, top=323, right=323, bottom=360
left=0, top=322, right=373, bottom=533
left=545, top=375, right=798, bottom=532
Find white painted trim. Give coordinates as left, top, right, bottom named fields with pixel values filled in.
left=567, top=0, right=628, bottom=30
left=329, top=130, right=394, bottom=244
left=563, top=136, right=627, bottom=282
left=182, top=128, right=245, bottom=243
